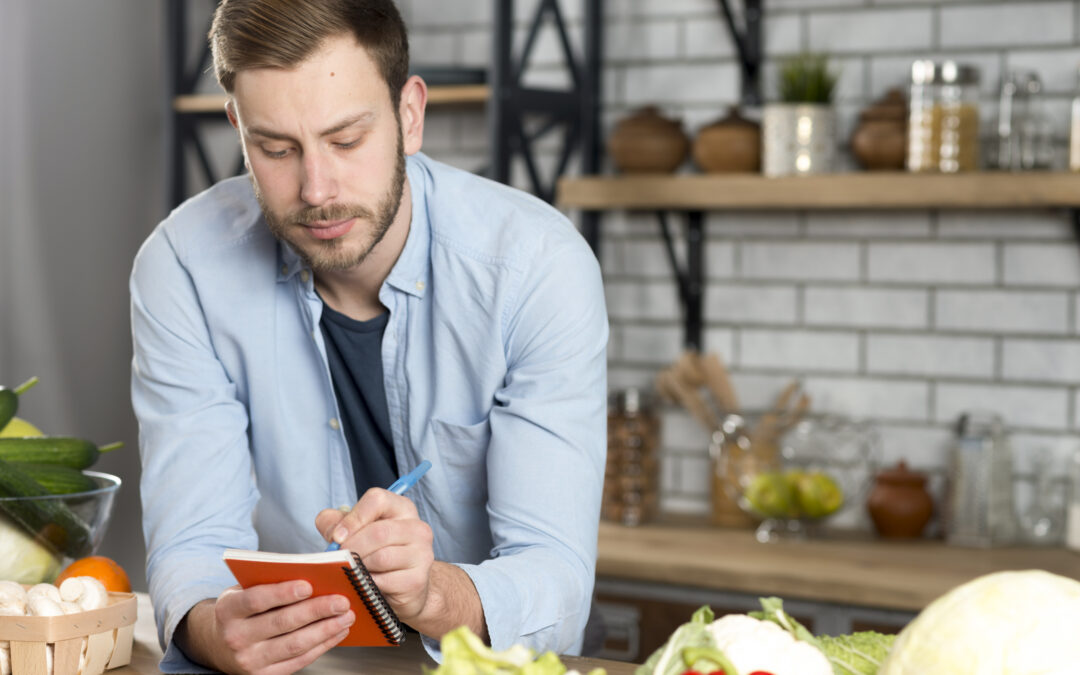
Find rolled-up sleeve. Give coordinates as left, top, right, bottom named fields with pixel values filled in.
left=130, top=227, right=260, bottom=673
left=457, top=233, right=608, bottom=655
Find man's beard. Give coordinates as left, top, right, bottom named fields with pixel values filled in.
left=254, top=134, right=407, bottom=274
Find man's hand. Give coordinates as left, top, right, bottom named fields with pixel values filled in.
left=174, top=581, right=355, bottom=675
left=316, top=488, right=434, bottom=621
left=315, top=489, right=487, bottom=641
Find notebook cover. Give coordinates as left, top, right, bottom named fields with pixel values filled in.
left=223, top=549, right=403, bottom=647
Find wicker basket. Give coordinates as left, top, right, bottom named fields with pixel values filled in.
left=0, top=591, right=136, bottom=675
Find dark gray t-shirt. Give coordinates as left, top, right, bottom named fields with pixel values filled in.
left=319, top=304, right=398, bottom=497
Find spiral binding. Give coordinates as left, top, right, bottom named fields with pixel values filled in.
left=343, top=553, right=406, bottom=645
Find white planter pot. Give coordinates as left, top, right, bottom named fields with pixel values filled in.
left=762, top=103, right=837, bottom=176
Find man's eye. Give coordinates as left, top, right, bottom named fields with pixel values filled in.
left=261, top=147, right=289, bottom=159
left=334, top=138, right=361, bottom=150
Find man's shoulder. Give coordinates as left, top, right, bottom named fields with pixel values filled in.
left=415, top=154, right=587, bottom=266
left=148, top=176, right=270, bottom=262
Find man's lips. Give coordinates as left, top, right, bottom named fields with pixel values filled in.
left=302, top=217, right=355, bottom=241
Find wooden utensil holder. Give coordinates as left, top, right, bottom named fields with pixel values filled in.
left=0, top=591, right=136, bottom=675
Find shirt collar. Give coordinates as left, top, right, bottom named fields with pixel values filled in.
left=274, top=153, right=431, bottom=296
left=382, top=153, right=431, bottom=299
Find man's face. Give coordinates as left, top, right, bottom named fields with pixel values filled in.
left=229, top=35, right=408, bottom=273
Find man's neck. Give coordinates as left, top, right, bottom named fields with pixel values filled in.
left=314, top=179, right=412, bottom=322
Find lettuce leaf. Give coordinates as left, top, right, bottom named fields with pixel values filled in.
left=748, top=597, right=821, bottom=650
left=817, top=633, right=895, bottom=675
left=635, top=606, right=716, bottom=675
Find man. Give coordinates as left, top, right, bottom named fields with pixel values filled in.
left=130, top=1, right=607, bottom=673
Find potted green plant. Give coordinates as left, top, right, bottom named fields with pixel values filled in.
left=762, top=53, right=840, bottom=176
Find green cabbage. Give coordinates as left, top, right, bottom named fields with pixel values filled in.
left=880, top=570, right=1080, bottom=674
left=0, top=513, right=61, bottom=583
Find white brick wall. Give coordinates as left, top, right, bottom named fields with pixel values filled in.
left=408, top=0, right=1080, bottom=531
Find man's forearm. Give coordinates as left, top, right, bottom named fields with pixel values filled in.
left=409, top=561, right=488, bottom=643
left=173, top=599, right=225, bottom=671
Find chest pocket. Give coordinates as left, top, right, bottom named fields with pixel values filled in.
left=430, top=417, right=490, bottom=505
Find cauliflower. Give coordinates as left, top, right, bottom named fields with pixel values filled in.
left=706, top=614, right=832, bottom=675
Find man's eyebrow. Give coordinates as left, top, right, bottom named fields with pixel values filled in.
left=246, top=112, right=376, bottom=142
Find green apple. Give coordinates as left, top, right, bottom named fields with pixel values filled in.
left=794, top=470, right=844, bottom=518
left=0, top=416, right=44, bottom=437
left=744, top=471, right=797, bottom=518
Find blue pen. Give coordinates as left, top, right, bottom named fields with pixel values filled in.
left=326, top=459, right=432, bottom=551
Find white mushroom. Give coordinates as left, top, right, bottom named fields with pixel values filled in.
left=0, top=642, right=10, bottom=675
left=59, top=576, right=108, bottom=611
left=60, top=600, right=82, bottom=614
left=27, top=595, right=64, bottom=616
left=27, top=583, right=61, bottom=603
left=0, top=582, right=27, bottom=616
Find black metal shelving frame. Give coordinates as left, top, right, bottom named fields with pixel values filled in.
left=165, top=0, right=604, bottom=254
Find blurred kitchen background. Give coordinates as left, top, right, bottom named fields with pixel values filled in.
left=2, top=0, right=1079, bottom=593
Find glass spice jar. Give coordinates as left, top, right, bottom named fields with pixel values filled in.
left=907, top=60, right=981, bottom=173
left=603, top=388, right=660, bottom=526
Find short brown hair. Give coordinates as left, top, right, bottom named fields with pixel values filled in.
left=209, top=0, right=409, bottom=108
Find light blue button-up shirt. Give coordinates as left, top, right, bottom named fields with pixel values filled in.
left=130, top=153, right=608, bottom=672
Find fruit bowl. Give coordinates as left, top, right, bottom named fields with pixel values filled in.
left=0, top=472, right=121, bottom=584
left=710, top=414, right=876, bottom=542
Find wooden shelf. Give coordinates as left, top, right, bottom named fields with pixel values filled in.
left=557, top=171, right=1080, bottom=210
left=597, top=520, right=1080, bottom=612
left=172, top=84, right=490, bottom=114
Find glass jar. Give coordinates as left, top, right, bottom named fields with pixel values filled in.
left=944, top=411, right=1018, bottom=547
left=1070, top=67, right=1080, bottom=172
left=907, top=60, right=981, bottom=173
left=603, top=388, right=659, bottom=526
left=1066, top=445, right=1080, bottom=552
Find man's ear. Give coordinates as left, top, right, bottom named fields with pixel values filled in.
left=399, top=75, right=427, bottom=155
left=225, top=98, right=239, bottom=129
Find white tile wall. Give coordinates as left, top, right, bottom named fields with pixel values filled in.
left=409, top=0, right=1080, bottom=528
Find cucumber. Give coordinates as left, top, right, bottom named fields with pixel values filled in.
left=0, top=456, right=93, bottom=558
left=0, top=377, right=39, bottom=431
left=0, top=437, right=123, bottom=469
left=17, top=463, right=98, bottom=495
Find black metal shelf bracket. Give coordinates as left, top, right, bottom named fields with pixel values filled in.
left=491, top=0, right=603, bottom=210
left=716, top=0, right=763, bottom=107
left=657, top=211, right=705, bottom=352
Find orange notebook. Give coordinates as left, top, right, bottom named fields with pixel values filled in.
left=223, top=548, right=405, bottom=647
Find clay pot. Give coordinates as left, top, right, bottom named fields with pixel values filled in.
left=607, top=106, right=690, bottom=173
left=866, top=460, right=934, bottom=539
left=851, top=88, right=907, bottom=171
left=692, top=107, right=761, bottom=173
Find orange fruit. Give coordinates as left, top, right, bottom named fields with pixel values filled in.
left=55, top=556, right=132, bottom=593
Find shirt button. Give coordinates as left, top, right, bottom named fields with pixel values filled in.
left=300, top=270, right=310, bottom=283
left=416, top=280, right=425, bottom=291
left=329, top=418, right=340, bottom=430
left=280, top=264, right=288, bottom=275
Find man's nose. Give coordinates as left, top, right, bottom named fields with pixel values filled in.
left=299, top=151, right=338, bottom=207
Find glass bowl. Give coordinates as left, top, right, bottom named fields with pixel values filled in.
left=0, top=471, right=121, bottom=583
left=710, top=414, right=876, bottom=542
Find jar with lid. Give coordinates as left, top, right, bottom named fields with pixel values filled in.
left=907, top=60, right=981, bottom=173
left=944, top=411, right=1018, bottom=547
left=603, top=388, right=660, bottom=526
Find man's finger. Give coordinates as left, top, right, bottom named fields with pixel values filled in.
left=218, top=581, right=312, bottom=620
left=331, top=489, right=416, bottom=545
left=246, top=594, right=353, bottom=641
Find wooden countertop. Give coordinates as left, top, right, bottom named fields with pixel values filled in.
left=596, top=520, right=1080, bottom=612
left=116, top=594, right=636, bottom=674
